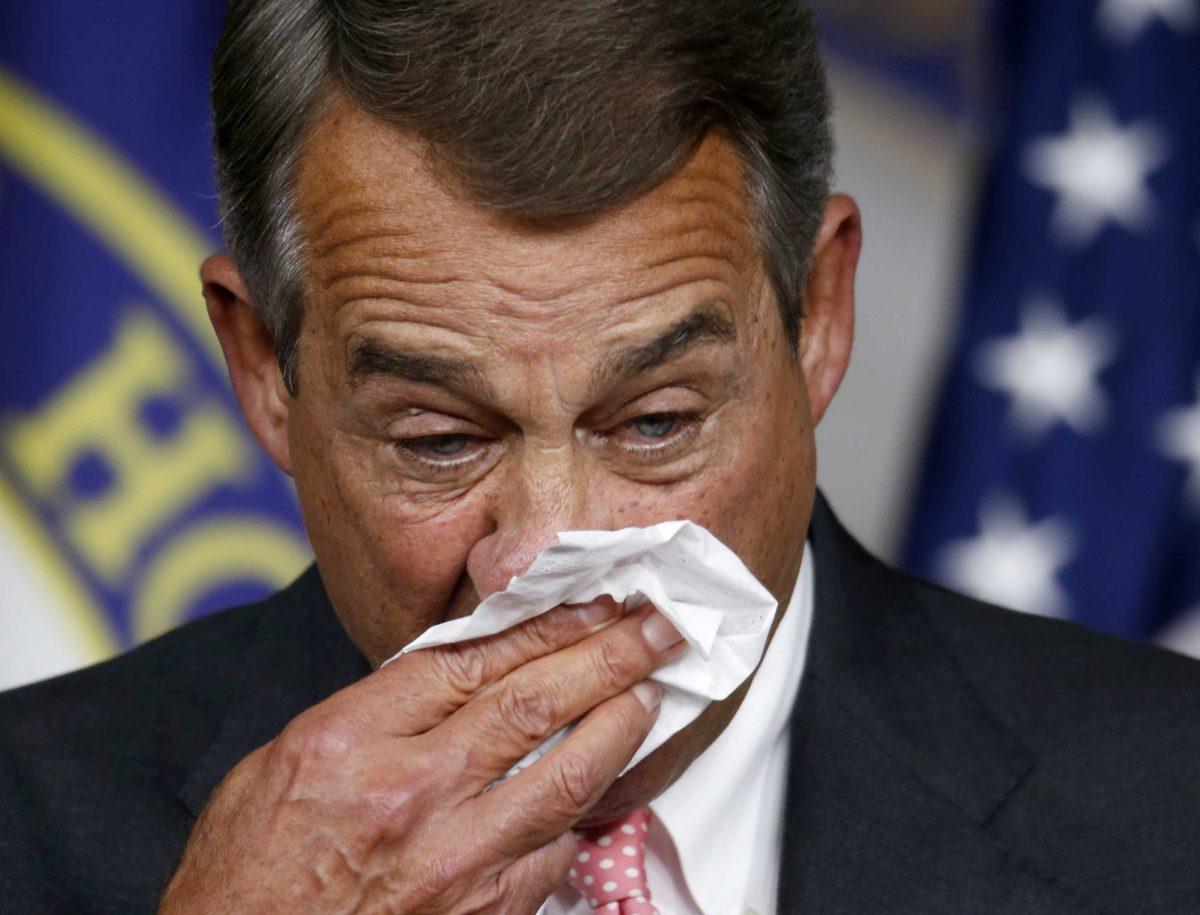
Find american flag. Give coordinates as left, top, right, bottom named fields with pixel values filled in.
left=901, top=0, right=1200, bottom=653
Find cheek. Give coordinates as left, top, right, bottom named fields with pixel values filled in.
left=289, top=403, right=495, bottom=644
left=310, top=449, right=490, bottom=590
left=376, top=506, right=493, bottom=616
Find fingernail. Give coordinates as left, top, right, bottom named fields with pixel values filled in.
left=641, top=611, right=684, bottom=653
left=632, top=680, right=661, bottom=711
left=574, top=597, right=622, bottom=629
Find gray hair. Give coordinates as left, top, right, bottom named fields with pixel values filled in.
left=211, top=0, right=834, bottom=393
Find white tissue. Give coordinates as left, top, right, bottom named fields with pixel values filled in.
left=382, top=520, right=778, bottom=777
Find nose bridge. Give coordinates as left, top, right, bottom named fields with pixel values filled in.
left=467, top=442, right=595, bottom=598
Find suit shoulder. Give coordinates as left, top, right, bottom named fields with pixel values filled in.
left=0, top=572, right=332, bottom=909
left=876, top=570, right=1200, bottom=908
left=0, top=595, right=268, bottom=778
left=902, top=568, right=1200, bottom=743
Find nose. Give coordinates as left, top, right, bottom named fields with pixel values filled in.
left=466, top=446, right=596, bottom=599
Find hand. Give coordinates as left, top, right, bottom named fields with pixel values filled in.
left=158, top=600, right=684, bottom=914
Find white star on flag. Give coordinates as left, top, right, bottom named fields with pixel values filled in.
left=1156, top=373, right=1200, bottom=506
left=936, top=494, right=1077, bottom=618
left=974, top=298, right=1119, bottom=441
left=1023, top=98, right=1169, bottom=247
left=1098, top=0, right=1198, bottom=42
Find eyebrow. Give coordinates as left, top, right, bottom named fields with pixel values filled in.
left=592, top=306, right=737, bottom=390
left=346, top=304, right=736, bottom=398
left=347, top=341, right=492, bottom=399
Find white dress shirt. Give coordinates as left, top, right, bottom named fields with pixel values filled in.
left=540, top=540, right=815, bottom=915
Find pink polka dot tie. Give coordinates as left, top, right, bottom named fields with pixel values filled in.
left=567, top=807, right=658, bottom=914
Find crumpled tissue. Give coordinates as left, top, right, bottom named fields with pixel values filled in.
left=382, top=520, right=778, bottom=778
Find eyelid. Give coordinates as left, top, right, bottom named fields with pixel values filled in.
left=604, top=386, right=709, bottom=426
left=388, top=409, right=485, bottom=439
left=393, top=433, right=493, bottom=474
left=607, top=411, right=703, bottom=462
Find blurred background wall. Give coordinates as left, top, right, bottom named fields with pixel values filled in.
left=2, top=0, right=1198, bottom=690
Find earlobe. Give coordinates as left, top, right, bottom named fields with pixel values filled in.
left=799, top=194, right=862, bottom=427
left=200, top=253, right=295, bottom=476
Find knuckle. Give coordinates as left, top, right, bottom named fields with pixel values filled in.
left=495, top=678, right=558, bottom=742
left=548, top=750, right=603, bottom=815
left=590, top=635, right=639, bottom=692
left=432, top=738, right=475, bottom=781
left=462, top=874, right=507, bottom=915
left=528, top=831, right=581, bottom=892
left=484, top=868, right=529, bottom=914
left=276, top=713, right=353, bottom=770
left=409, top=848, right=466, bottom=908
left=431, top=641, right=490, bottom=698
left=524, top=608, right=568, bottom=652
left=359, top=773, right=425, bottom=833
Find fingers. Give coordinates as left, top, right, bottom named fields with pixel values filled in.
left=464, top=679, right=662, bottom=864
left=357, top=597, right=629, bottom=735
left=436, top=606, right=682, bottom=779
left=492, top=832, right=578, bottom=914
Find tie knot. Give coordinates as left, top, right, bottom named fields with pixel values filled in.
left=567, top=808, right=657, bottom=913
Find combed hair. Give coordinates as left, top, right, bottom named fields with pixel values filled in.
left=211, top=0, right=834, bottom=392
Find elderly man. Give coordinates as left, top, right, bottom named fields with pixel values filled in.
left=3, top=1, right=1200, bottom=912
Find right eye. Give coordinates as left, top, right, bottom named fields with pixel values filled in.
left=392, top=433, right=494, bottom=479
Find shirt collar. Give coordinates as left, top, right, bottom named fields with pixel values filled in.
left=649, top=539, right=815, bottom=914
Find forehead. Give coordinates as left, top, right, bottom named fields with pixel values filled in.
left=292, top=97, right=763, bottom=317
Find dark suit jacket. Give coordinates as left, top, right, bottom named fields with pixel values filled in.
left=3, top=492, right=1200, bottom=913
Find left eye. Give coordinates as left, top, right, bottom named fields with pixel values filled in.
left=630, top=413, right=682, bottom=439
left=418, top=434, right=471, bottom=456
left=397, top=433, right=477, bottom=460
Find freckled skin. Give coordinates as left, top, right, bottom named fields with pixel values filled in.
left=203, top=94, right=861, bottom=827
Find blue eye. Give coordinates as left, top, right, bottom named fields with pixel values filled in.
left=632, top=413, right=680, bottom=439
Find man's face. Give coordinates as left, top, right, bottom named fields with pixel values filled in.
left=288, top=99, right=815, bottom=661
left=212, top=95, right=855, bottom=815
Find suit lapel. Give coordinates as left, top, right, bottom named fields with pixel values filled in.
left=777, top=493, right=1086, bottom=912
left=177, top=566, right=370, bottom=817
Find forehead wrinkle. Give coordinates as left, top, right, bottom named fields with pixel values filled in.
left=296, top=133, right=760, bottom=343
left=474, top=211, right=751, bottom=310
left=317, top=224, right=750, bottom=347
left=300, top=167, right=754, bottom=300
left=322, top=258, right=737, bottom=324
left=301, top=195, right=395, bottom=250
left=624, top=212, right=756, bottom=273
left=307, top=221, right=430, bottom=265
left=660, top=188, right=751, bottom=216
left=477, top=270, right=583, bottom=306
left=659, top=177, right=753, bottom=219
left=321, top=266, right=467, bottom=305
left=636, top=249, right=745, bottom=276
left=468, top=258, right=741, bottom=333
left=314, top=206, right=748, bottom=291
left=303, top=204, right=450, bottom=287
left=594, top=270, right=736, bottom=318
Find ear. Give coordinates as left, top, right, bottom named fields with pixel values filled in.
left=201, top=253, right=295, bottom=476
left=798, top=194, right=862, bottom=427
